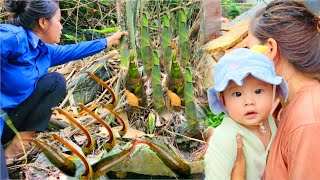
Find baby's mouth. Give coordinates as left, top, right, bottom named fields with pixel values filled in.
left=245, top=111, right=257, bottom=115
left=245, top=111, right=258, bottom=118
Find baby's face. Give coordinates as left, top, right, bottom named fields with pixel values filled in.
left=222, top=75, right=273, bottom=127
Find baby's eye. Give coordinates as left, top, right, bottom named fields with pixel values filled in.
left=255, top=89, right=263, bottom=94
left=232, top=92, right=242, bottom=97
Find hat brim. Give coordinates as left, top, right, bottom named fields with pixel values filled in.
left=208, top=71, right=288, bottom=115
left=208, top=87, right=227, bottom=115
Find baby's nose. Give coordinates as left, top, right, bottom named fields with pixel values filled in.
left=244, top=97, right=255, bottom=106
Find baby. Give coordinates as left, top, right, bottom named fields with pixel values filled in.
left=205, top=48, right=288, bottom=180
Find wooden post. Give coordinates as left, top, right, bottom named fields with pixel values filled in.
left=202, top=0, right=222, bottom=43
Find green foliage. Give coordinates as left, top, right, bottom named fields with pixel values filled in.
left=83, top=26, right=120, bottom=34
left=57, top=1, right=115, bottom=44
left=204, top=111, right=224, bottom=128
left=228, top=4, right=241, bottom=19
left=222, top=0, right=241, bottom=19
left=148, top=113, right=155, bottom=134
left=62, top=34, right=81, bottom=42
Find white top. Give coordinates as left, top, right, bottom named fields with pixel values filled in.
left=205, top=115, right=277, bottom=180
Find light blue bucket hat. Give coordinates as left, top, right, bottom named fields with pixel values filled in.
left=207, top=48, right=288, bottom=115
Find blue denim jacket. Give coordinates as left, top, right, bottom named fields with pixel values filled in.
left=0, top=112, right=5, bottom=137
left=1, top=24, right=108, bottom=111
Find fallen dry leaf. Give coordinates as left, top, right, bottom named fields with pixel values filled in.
left=112, top=126, right=145, bottom=139
left=73, top=134, right=87, bottom=145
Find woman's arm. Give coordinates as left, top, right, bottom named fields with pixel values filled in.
left=231, top=134, right=246, bottom=180
left=48, top=31, right=127, bottom=67
left=47, top=38, right=108, bottom=67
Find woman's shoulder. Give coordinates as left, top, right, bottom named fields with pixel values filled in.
left=1, top=24, right=31, bottom=60
left=282, top=81, right=320, bottom=128
left=0, top=24, right=26, bottom=34
left=0, top=24, right=28, bottom=44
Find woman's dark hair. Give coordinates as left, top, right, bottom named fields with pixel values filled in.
left=250, top=0, right=320, bottom=80
left=4, top=0, right=59, bottom=29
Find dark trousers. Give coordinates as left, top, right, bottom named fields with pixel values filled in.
left=0, top=143, right=8, bottom=179
left=1, top=72, right=66, bottom=145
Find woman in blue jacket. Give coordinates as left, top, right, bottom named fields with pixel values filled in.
left=0, top=0, right=127, bottom=166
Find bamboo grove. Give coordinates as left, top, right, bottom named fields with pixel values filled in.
left=122, top=2, right=200, bottom=133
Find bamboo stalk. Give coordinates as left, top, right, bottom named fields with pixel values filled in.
left=125, top=0, right=136, bottom=52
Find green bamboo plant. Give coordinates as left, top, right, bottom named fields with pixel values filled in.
left=161, top=12, right=172, bottom=75
left=140, top=12, right=153, bottom=77
left=125, top=50, right=146, bottom=107
left=168, top=50, right=184, bottom=99
left=151, top=51, right=165, bottom=112
left=119, top=26, right=129, bottom=70
left=125, top=0, right=136, bottom=51
left=178, top=9, right=191, bottom=68
left=184, top=67, right=199, bottom=131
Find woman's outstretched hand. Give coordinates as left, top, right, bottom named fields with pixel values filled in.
left=107, top=31, right=128, bottom=47
left=231, top=134, right=246, bottom=180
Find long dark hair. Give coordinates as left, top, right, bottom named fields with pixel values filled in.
left=4, top=0, right=59, bottom=30
left=250, top=0, right=320, bottom=80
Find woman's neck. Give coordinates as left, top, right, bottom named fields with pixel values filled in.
left=278, top=62, right=316, bottom=102
left=32, top=28, right=47, bottom=43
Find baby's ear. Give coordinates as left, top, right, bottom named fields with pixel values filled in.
left=219, top=93, right=227, bottom=108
